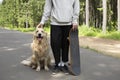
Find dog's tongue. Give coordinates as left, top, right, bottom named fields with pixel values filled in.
left=38, top=38, right=42, bottom=41
left=37, top=36, right=43, bottom=41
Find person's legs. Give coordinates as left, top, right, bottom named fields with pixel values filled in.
left=50, top=25, right=72, bottom=74
left=50, top=25, right=62, bottom=66
left=61, top=25, right=72, bottom=63
left=59, top=25, right=72, bottom=74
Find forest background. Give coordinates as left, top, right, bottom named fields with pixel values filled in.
left=0, top=0, right=120, bottom=40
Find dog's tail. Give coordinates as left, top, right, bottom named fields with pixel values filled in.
left=21, top=57, right=31, bottom=66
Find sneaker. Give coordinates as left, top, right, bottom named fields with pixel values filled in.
left=61, top=65, right=69, bottom=74
left=52, top=65, right=60, bottom=74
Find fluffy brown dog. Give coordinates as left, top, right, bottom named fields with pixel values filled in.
left=21, top=27, right=51, bottom=71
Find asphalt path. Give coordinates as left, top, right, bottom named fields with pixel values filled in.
left=0, top=28, right=120, bottom=80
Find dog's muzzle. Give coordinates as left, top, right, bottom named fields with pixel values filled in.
left=37, top=34, right=43, bottom=41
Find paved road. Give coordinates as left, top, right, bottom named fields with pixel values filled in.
left=0, top=28, right=120, bottom=80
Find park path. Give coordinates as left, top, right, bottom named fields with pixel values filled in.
left=0, top=28, right=120, bottom=80
left=80, top=36, right=120, bottom=58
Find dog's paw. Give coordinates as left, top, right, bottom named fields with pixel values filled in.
left=45, top=66, right=49, bottom=71
left=31, top=65, right=36, bottom=69
left=36, top=66, right=40, bottom=71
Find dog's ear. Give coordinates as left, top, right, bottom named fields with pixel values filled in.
left=36, top=24, right=43, bottom=29
left=36, top=27, right=39, bottom=30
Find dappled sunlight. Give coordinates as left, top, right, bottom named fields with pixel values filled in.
left=114, top=44, right=120, bottom=48
left=105, top=46, right=120, bottom=57
left=92, top=71, right=113, bottom=77
left=51, top=73, right=65, bottom=78
left=0, top=42, right=31, bottom=52
left=22, top=43, right=31, bottom=46
left=20, top=55, right=27, bottom=58
left=97, top=63, right=107, bottom=67
left=50, top=73, right=78, bottom=80
left=0, top=46, right=9, bottom=49
left=106, top=49, right=120, bottom=54
left=6, top=48, right=17, bottom=51
left=80, top=36, right=120, bottom=58
left=0, top=47, right=17, bottom=51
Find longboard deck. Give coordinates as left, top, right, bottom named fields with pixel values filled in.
left=68, top=29, right=80, bottom=76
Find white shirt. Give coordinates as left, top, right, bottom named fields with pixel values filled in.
left=40, top=0, right=80, bottom=25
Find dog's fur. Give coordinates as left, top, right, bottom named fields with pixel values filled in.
left=21, top=27, right=51, bottom=71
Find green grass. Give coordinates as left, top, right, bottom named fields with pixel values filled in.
left=4, top=25, right=120, bottom=40
left=79, top=25, right=120, bottom=40
left=44, top=27, right=50, bottom=33
left=13, top=27, right=36, bottom=32
left=98, top=31, right=120, bottom=40
left=5, top=26, right=50, bottom=33
left=79, top=25, right=101, bottom=37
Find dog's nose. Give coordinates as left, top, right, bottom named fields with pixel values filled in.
left=38, top=34, right=41, bottom=36
left=38, top=34, right=41, bottom=37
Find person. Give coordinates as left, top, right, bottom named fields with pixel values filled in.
left=37, top=0, right=80, bottom=74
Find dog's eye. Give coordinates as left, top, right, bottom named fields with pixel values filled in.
left=41, top=31, right=44, bottom=33
left=36, top=30, right=38, bottom=33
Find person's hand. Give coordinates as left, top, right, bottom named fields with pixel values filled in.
left=36, top=23, right=43, bottom=28
left=72, top=23, right=78, bottom=31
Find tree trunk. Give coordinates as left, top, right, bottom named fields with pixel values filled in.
left=118, top=0, right=120, bottom=31
left=102, top=0, right=107, bottom=33
left=86, top=0, right=89, bottom=27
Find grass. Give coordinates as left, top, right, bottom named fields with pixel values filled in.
left=98, top=31, right=120, bottom=40
left=4, top=25, right=120, bottom=40
left=79, top=25, right=101, bottom=37
left=13, top=27, right=36, bottom=32
left=79, top=25, right=120, bottom=40
left=5, top=26, right=50, bottom=33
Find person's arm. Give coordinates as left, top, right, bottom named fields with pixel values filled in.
left=72, top=0, right=80, bottom=30
left=37, top=0, right=52, bottom=28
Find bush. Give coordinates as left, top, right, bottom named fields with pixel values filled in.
left=79, top=25, right=101, bottom=37
left=98, top=31, right=120, bottom=40
left=79, top=25, right=120, bottom=40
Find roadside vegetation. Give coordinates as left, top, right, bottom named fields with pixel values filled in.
left=4, top=25, right=50, bottom=33
left=4, top=25, right=120, bottom=40
left=79, top=25, right=120, bottom=40
left=0, top=0, right=120, bottom=40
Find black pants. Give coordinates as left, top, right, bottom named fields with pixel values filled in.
left=50, top=25, right=72, bottom=65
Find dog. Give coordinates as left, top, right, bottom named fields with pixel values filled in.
left=21, top=27, right=51, bottom=71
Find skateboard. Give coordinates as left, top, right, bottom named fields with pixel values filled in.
left=68, top=29, right=81, bottom=76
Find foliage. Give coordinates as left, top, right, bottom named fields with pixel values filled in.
left=4, top=24, right=120, bottom=40
left=79, top=25, right=101, bottom=36
left=0, top=0, right=119, bottom=35
left=0, top=0, right=45, bottom=28
left=80, top=0, right=118, bottom=30
left=5, top=26, right=50, bottom=33
left=98, top=31, right=120, bottom=40
left=79, top=25, right=120, bottom=40
left=5, top=26, right=36, bottom=32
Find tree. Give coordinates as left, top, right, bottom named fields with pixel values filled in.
left=118, top=0, right=120, bottom=31
left=0, top=0, right=45, bottom=28
left=0, top=0, right=119, bottom=31
left=102, top=0, right=107, bottom=33
left=107, top=0, right=117, bottom=31
left=85, top=0, right=89, bottom=27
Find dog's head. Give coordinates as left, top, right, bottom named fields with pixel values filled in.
left=34, top=27, right=47, bottom=41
